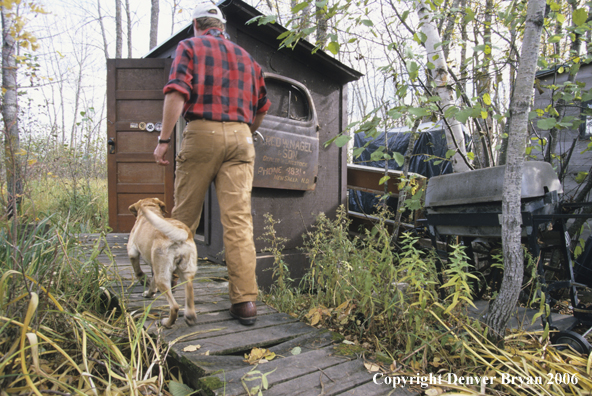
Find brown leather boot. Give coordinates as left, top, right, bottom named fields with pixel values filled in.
left=230, top=301, right=257, bottom=325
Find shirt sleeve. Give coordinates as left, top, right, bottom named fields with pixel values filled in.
left=163, top=41, right=193, bottom=101
left=255, top=68, right=271, bottom=114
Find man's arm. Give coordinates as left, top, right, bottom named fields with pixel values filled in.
left=250, top=111, right=267, bottom=134
left=154, top=91, right=185, bottom=166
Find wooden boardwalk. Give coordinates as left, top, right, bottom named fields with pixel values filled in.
left=79, top=233, right=414, bottom=396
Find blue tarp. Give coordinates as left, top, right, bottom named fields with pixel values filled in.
left=349, top=122, right=455, bottom=215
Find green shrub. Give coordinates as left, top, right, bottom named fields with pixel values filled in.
left=265, top=205, right=488, bottom=372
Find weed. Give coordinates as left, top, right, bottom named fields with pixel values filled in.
left=258, top=213, right=297, bottom=313
left=440, top=243, right=479, bottom=314
left=0, top=221, right=184, bottom=394
left=259, top=213, right=291, bottom=290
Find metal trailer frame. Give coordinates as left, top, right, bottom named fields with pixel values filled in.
left=425, top=197, right=592, bottom=355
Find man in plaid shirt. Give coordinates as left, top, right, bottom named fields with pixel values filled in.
left=154, top=1, right=270, bottom=326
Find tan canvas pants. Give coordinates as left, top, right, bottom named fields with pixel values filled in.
left=172, top=119, right=257, bottom=304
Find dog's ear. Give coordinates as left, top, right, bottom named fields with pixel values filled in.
left=156, top=199, right=167, bottom=214
left=129, top=203, right=139, bottom=217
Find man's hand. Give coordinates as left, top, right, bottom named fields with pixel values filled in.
left=154, top=143, right=170, bottom=166
left=250, top=111, right=267, bottom=134
left=155, top=91, right=185, bottom=166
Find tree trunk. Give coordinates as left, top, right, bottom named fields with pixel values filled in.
left=473, top=0, right=493, bottom=169
left=498, top=27, right=519, bottom=165
left=544, top=0, right=581, bottom=166
left=70, top=59, right=84, bottom=146
left=460, top=0, right=467, bottom=90
left=170, top=0, right=179, bottom=35
left=115, top=0, right=122, bottom=58
left=150, top=0, right=159, bottom=50
left=485, top=0, right=546, bottom=342
left=125, top=0, right=132, bottom=58
left=291, top=0, right=311, bottom=31
left=417, top=0, right=470, bottom=173
left=316, top=4, right=328, bottom=46
left=392, top=118, right=421, bottom=241
left=97, top=0, right=109, bottom=60
left=1, top=5, right=22, bottom=217
left=441, top=0, right=460, bottom=61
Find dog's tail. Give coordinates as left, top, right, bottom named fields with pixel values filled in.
left=140, top=207, right=189, bottom=243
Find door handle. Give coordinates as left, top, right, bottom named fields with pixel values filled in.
left=108, top=138, right=115, bottom=154
left=253, top=130, right=265, bottom=143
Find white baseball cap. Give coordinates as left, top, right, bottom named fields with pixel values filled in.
left=192, top=2, right=226, bottom=23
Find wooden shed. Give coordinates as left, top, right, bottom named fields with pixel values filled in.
left=106, top=0, right=362, bottom=287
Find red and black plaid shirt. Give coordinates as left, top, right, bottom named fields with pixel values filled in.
left=163, top=29, right=270, bottom=125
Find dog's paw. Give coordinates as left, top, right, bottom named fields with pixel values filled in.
left=184, top=313, right=198, bottom=326
left=161, top=318, right=175, bottom=328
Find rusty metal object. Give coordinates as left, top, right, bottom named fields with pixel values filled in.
left=253, top=73, right=319, bottom=191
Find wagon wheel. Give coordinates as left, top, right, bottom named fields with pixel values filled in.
left=552, top=330, right=592, bottom=355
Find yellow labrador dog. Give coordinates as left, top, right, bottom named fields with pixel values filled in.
left=127, top=198, right=197, bottom=328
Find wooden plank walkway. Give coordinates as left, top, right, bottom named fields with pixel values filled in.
left=78, top=233, right=415, bottom=396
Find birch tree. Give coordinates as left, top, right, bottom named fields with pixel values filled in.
left=2, top=3, right=21, bottom=217
left=97, top=0, right=109, bottom=60
left=1, top=0, right=44, bottom=217
left=417, top=0, right=471, bottom=173
left=150, top=0, right=159, bottom=50
left=115, top=0, right=122, bottom=58
left=125, top=0, right=132, bottom=58
left=485, top=0, right=546, bottom=341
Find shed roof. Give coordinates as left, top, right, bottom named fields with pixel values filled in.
left=144, top=0, right=362, bottom=85
left=536, top=63, right=592, bottom=79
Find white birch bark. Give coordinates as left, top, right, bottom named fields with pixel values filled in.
left=115, top=0, right=122, bottom=58
left=149, top=0, right=159, bottom=50
left=485, top=0, right=546, bottom=340
left=125, top=0, right=132, bottom=58
left=417, top=0, right=470, bottom=173
left=2, top=5, right=22, bottom=216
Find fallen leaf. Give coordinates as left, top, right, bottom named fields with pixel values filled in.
left=364, top=362, right=380, bottom=372
left=291, top=346, right=302, bottom=355
left=425, top=387, right=444, bottom=396
left=243, top=347, right=276, bottom=364
left=336, top=300, right=350, bottom=312
left=169, top=380, right=195, bottom=396
left=342, top=340, right=355, bottom=345
left=204, top=350, right=210, bottom=355
left=310, top=312, right=321, bottom=326
left=183, top=344, right=201, bottom=352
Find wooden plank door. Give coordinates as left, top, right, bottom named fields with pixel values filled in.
left=107, top=58, right=174, bottom=232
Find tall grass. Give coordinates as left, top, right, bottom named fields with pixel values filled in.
left=21, top=177, right=109, bottom=233
left=1, top=136, right=109, bottom=233
left=0, top=221, right=195, bottom=394
left=0, top=138, right=196, bottom=394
